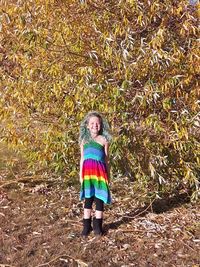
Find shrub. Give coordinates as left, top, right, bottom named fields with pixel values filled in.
left=0, top=0, right=199, bottom=200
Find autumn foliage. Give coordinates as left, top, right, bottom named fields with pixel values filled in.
left=0, top=0, right=199, bottom=200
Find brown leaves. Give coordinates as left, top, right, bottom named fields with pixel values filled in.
left=0, top=170, right=200, bottom=266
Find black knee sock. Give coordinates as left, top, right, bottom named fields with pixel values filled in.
left=81, top=218, right=92, bottom=236
left=93, top=217, right=103, bottom=235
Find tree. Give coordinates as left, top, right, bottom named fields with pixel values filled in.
left=0, top=0, right=199, bottom=200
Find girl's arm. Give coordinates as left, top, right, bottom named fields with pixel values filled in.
left=80, top=142, right=84, bottom=184
left=104, top=142, right=110, bottom=183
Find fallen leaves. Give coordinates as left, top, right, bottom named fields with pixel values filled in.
left=0, top=175, right=199, bottom=266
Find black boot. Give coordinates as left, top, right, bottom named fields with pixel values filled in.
left=81, top=218, right=92, bottom=237
left=93, top=217, right=103, bottom=235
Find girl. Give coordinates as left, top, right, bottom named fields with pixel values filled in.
left=79, top=111, right=112, bottom=237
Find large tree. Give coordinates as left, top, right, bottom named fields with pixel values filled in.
left=0, top=0, right=199, bottom=200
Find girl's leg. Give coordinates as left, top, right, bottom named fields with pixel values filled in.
left=95, top=197, right=104, bottom=218
left=81, top=197, right=94, bottom=236
left=83, top=209, right=92, bottom=219
left=84, top=196, right=94, bottom=217
left=93, top=197, right=104, bottom=235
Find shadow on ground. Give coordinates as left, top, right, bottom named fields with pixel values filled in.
left=104, top=192, right=190, bottom=233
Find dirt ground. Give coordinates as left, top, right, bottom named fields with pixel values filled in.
left=0, top=175, right=200, bottom=267
left=0, top=145, right=200, bottom=267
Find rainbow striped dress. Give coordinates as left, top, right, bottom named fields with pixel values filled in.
left=80, top=140, right=111, bottom=204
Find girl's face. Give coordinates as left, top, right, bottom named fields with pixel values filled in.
left=87, top=116, right=101, bottom=136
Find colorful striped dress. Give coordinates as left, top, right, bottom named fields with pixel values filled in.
left=80, top=140, right=111, bottom=204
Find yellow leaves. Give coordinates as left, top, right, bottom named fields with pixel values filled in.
left=52, top=82, right=62, bottom=99
left=180, top=18, right=198, bottom=37
left=126, top=0, right=136, bottom=8
left=123, top=16, right=129, bottom=27
left=157, top=28, right=165, bottom=39
left=176, top=6, right=183, bottom=16
left=113, top=24, right=124, bottom=37
left=174, top=122, right=189, bottom=141
left=196, top=156, right=200, bottom=166
left=183, top=165, right=198, bottom=189
left=104, top=45, right=113, bottom=59
left=78, top=66, right=92, bottom=76
left=64, top=96, right=75, bottom=114
left=47, top=63, right=62, bottom=77
left=149, top=1, right=160, bottom=15
left=150, top=28, right=166, bottom=49
left=149, top=162, right=156, bottom=178
left=183, top=75, right=193, bottom=86
left=161, top=76, right=182, bottom=94
left=173, top=141, right=188, bottom=152
left=162, top=98, right=171, bottom=111
left=145, top=114, right=165, bottom=134
left=137, top=15, right=143, bottom=26
left=0, top=0, right=199, bottom=201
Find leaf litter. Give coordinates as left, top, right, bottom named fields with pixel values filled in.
left=0, top=175, right=199, bottom=267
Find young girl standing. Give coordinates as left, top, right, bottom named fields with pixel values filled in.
left=79, top=111, right=112, bottom=237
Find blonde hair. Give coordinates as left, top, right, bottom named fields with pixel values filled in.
left=79, top=111, right=112, bottom=144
